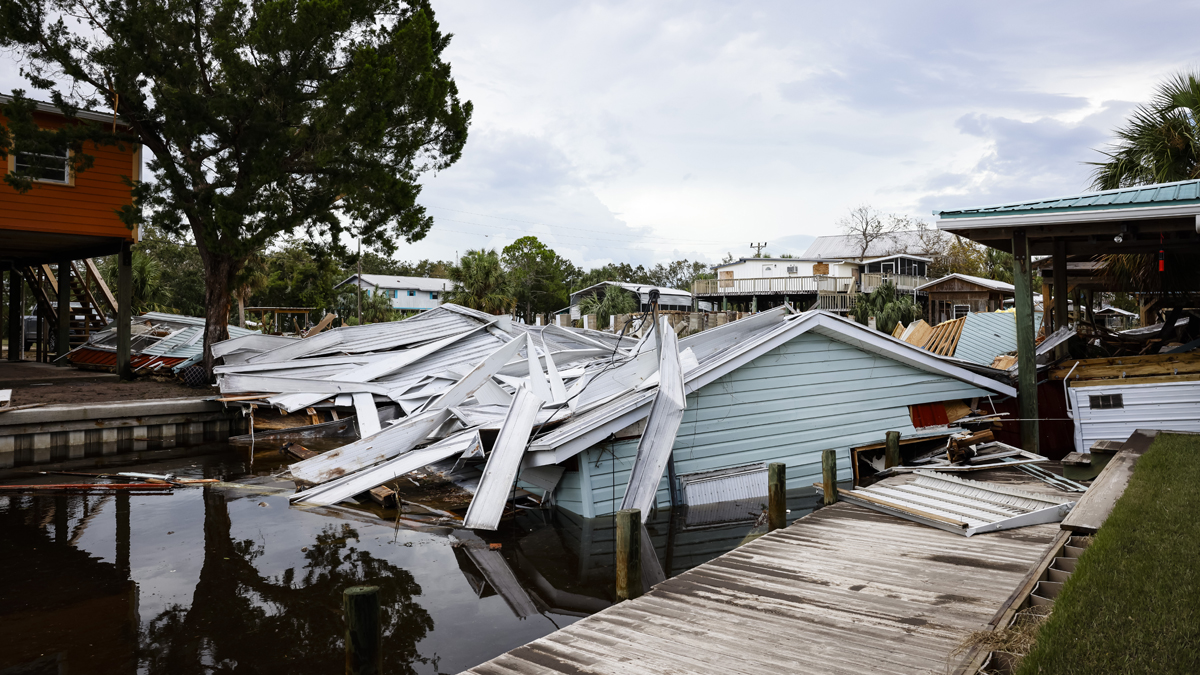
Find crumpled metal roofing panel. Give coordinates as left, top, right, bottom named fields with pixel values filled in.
left=937, top=178, right=1200, bottom=219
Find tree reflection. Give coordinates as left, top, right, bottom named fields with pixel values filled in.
left=141, top=490, right=434, bottom=675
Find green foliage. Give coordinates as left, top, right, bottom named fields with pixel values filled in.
left=578, top=284, right=637, bottom=328
left=1017, top=433, right=1200, bottom=675
left=444, top=249, right=513, bottom=314
left=572, top=259, right=711, bottom=293
left=502, top=236, right=574, bottom=322
left=1090, top=70, right=1200, bottom=189
left=99, top=225, right=207, bottom=316
left=1, top=0, right=471, bottom=372
left=853, top=282, right=919, bottom=334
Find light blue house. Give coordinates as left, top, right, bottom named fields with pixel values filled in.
left=521, top=310, right=1015, bottom=518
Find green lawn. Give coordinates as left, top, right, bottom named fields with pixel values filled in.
left=1017, top=433, right=1200, bottom=674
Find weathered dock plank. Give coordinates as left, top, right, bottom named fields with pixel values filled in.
left=462, top=470, right=1062, bottom=675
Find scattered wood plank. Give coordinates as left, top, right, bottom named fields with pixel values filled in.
left=282, top=443, right=319, bottom=461
left=1060, top=429, right=1157, bottom=534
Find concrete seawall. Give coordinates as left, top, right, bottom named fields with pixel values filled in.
left=0, top=397, right=247, bottom=468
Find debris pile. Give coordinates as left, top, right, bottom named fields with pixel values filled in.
left=69, top=311, right=257, bottom=374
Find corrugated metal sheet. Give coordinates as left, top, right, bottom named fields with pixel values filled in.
left=463, top=387, right=543, bottom=530
left=829, top=470, right=1075, bottom=536
left=938, top=178, right=1200, bottom=219
left=951, top=312, right=1042, bottom=366
left=1068, top=379, right=1200, bottom=452
left=680, top=463, right=767, bottom=506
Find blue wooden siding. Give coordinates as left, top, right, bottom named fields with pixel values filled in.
left=557, top=331, right=991, bottom=518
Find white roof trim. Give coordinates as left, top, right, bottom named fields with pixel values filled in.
left=862, top=253, right=934, bottom=263
left=938, top=203, right=1200, bottom=230
left=523, top=310, right=1015, bottom=467
left=915, top=273, right=1015, bottom=293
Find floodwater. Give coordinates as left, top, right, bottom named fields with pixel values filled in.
left=0, top=446, right=820, bottom=675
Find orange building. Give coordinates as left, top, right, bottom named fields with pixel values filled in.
left=2, top=94, right=137, bottom=375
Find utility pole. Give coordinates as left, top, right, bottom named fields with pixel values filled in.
left=356, top=233, right=362, bottom=326
left=751, top=242, right=768, bottom=256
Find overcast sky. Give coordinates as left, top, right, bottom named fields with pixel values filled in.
left=4, top=1, right=1197, bottom=269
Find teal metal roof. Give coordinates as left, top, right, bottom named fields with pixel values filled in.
left=936, top=179, right=1200, bottom=219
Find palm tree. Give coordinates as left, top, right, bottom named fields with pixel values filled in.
left=1090, top=71, right=1200, bottom=314
left=853, top=282, right=919, bottom=334
left=1090, top=70, right=1200, bottom=189
left=444, top=249, right=515, bottom=315
left=578, top=284, right=637, bottom=329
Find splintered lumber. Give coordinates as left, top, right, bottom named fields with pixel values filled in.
left=1050, top=351, right=1200, bottom=381
left=369, top=485, right=397, bottom=507
left=619, top=319, right=686, bottom=521
left=282, top=443, right=319, bottom=461
left=903, top=319, right=934, bottom=347
left=949, top=430, right=995, bottom=463
left=462, top=387, right=543, bottom=530
left=290, top=429, right=482, bottom=506
left=0, top=483, right=174, bottom=492
left=922, top=317, right=966, bottom=356
left=1060, top=430, right=1156, bottom=534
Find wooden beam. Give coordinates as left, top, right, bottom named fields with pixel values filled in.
left=1053, top=240, right=1069, bottom=360
left=1012, top=230, right=1039, bottom=453
left=116, top=242, right=132, bottom=380
left=84, top=258, right=119, bottom=317
left=56, top=259, right=70, bottom=363
left=1060, top=430, right=1156, bottom=534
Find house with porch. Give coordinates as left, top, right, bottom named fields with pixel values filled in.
left=917, top=273, right=1015, bottom=324
left=335, top=273, right=456, bottom=312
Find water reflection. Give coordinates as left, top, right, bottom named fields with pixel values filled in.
left=0, top=451, right=822, bottom=675
left=139, top=491, right=434, bottom=675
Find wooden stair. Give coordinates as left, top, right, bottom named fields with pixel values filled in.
left=22, top=259, right=119, bottom=351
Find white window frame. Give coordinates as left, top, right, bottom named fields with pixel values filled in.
left=7, top=140, right=73, bottom=186
left=953, top=304, right=970, bottom=319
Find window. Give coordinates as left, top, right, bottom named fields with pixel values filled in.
left=953, top=304, right=970, bottom=319
left=407, top=290, right=416, bottom=297
left=881, top=262, right=896, bottom=275
left=14, top=146, right=70, bottom=183
left=1089, top=394, right=1124, bottom=410
left=430, top=291, right=439, bottom=300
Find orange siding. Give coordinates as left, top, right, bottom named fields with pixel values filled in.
left=0, top=111, right=138, bottom=241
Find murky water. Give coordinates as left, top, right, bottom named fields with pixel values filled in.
left=0, top=446, right=819, bottom=675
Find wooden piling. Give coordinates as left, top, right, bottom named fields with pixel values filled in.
left=821, top=450, right=838, bottom=505
left=885, top=431, right=901, bottom=469
left=344, top=585, right=382, bottom=675
left=615, top=509, right=642, bottom=601
left=768, top=462, right=787, bottom=531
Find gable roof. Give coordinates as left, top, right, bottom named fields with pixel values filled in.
left=936, top=179, right=1200, bottom=220
left=522, top=309, right=1015, bottom=467
left=336, top=274, right=454, bottom=293
left=916, top=273, right=1015, bottom=293
left=802, top=230, right=934, bottom=259
left=862, top=253, right=934, bottom=264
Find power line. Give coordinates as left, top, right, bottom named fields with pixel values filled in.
left=429, top=225, right=728, bottom=254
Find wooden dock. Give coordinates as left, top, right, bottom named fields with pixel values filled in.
left=463, top=470, right=1064, bottom=675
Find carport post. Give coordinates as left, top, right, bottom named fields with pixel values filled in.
left=56, top=259, right=70, bottom=365
left=116, top=242, right=133, bottom=380
left=7, top=268, right=22, bottom=361
left=1012, top=230, right=1039, bottom=454
left=1053, top=239, right=1069, bottom=359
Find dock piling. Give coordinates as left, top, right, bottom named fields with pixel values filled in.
left=822, top=450, right=838, bottom=505
left=344, top=585, right=382, bottom=675
left=768, top=462, right=786, bottom=531
left=885, top=431, right=901, bottom=469
left=616, top=509, right=642, bottom=600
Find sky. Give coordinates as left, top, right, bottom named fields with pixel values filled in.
left=3, top=0, right=1198, bottom=270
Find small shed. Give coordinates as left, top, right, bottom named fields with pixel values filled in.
left=917, top=274, right=1015, bottom=324
left=1095, top=305, right=1138, bottom=330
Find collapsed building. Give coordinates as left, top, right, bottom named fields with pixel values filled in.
left=213, top=304, right=1014, bottom=527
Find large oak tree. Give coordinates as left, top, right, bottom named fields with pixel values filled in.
left=1, top=0, right=471, bottom=377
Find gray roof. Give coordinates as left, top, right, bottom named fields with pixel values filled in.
left=713, top=257, right=845, bottom=269
left=951, top=312, right=1042, bottom=366
left=916, top=273, right=1015, bottom=293
left=570, top=281, right=691, bottom=304
left=802, top=230, right=934, bottom=259
left=336, top=274, right=455, bottom=292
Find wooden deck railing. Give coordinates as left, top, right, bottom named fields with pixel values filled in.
left=860, top=273, right=929, bottom=293
left=693, top=276, right=855, bottom=296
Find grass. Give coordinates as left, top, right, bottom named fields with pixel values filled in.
left=1016, top=433, right=1200, bottom=674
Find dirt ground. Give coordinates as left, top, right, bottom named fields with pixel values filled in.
left=4, top=374, right=211, bottom=407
